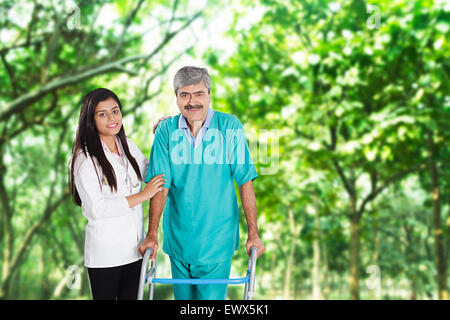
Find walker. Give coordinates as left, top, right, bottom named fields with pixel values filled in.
left=137, top=247, right=258, bottom=300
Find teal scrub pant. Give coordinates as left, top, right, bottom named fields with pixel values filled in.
left=169, top=257, right=232, bottom=300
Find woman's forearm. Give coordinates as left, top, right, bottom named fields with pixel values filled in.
left=126, top=192, right=146, bottom=208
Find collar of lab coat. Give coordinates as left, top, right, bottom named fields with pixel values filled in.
left=100, top=135, right=123, bottom=157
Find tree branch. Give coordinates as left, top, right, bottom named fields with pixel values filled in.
left=0, top=52, right=18, bottom=97
left=331, top=158, right=354, bottom=196
left=109, top=0, right=146, bottom=60
left=41, top=12, right=61, bottom=83
left=0, top=8, right=203, bottom=123
left=357, top=163, right=426, bottom=217
left=0, top=53, right=147, bottom=122
left=293, top=127, right=314, bottom=141
left=0, top=120, right=70, bottom=295
left=6, top=191, right=69, bottom=281
left=138, top=8, right=202, bottom=68
left=124, top=44, right=193, bottom=116
left=5, top=91, right=59, bottom=142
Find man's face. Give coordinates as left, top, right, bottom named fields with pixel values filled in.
left=176, top=80, right=210, bottom=124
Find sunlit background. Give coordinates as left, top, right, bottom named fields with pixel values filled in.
left=0, top=0, right=448, bottom=300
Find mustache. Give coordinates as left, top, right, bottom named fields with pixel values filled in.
left=184, top=104, right=203, bottom=110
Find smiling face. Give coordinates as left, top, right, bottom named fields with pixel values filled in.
left=94, top=97, right=123, bottom=139
left=176, top=80, right=210, bottom=125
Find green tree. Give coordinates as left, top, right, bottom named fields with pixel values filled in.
left=0, top=0, right=206, bottom=298
left=208, top=0, right=449, bottom=299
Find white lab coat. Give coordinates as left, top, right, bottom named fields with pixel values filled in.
left=71, top=137, right=148, bottom=268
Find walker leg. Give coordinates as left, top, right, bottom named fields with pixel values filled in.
left=149, top=282, right=154, bottom=300
left=245, top=247, right=258, bottom=300
left=138, top=248, right=154, bottom=300
left=148, top=259, right=156, bottom=300
left=244, top=258, right=251, bottom=299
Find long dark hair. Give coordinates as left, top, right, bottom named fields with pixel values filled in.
left=69, top=88, right=143, bottom=206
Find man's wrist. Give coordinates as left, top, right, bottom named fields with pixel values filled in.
left=247, top=229, right=260, bottom=239
left=146, top=233, right=158, bottom=240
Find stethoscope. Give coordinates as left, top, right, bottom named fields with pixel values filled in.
left=117, top=138, right=140, bottom=190
left=124, top=155, right=139, bottom=189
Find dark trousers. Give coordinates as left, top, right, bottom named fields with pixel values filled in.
left=87, top=259, right=142, bottom=300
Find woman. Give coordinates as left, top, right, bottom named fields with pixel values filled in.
left=69, top=88, right=166, bottom=300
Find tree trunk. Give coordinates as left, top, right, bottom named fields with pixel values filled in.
left=427, top=131, right=448, bottom=300
left=41, top=246, right=51, bottom=299
left=410, top=276, right=418, bottom=300
left=270, top=246, right=278, bottom=298
left=312, top=202, right=322, bottom=299
left=283, top=236, right=295, bottom=299
left=284, top=208, right=301, bottom=299
left=403, top=216, right=419, bottom=300
left=349, top=193, right=360, bottom=300
left=0, top=158, right=13, bottom=299
left=321, top=240, right=330, bottom=299
left=369, top=218, right=380, bottom=300
left=0, top=191, right=68, bottom=298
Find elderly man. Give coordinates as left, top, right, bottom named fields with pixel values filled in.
left=139, top=66, right=265, bottom=300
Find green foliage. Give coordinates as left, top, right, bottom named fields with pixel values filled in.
left=0, top=0, right=448, bottom=299
left=210, top=0, right=449, bottom=299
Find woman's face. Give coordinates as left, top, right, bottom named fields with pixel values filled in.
left=94, top=97, right=123, bottom=139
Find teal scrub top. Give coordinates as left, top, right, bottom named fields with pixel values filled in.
left=145, top=110, right=258, bottom=265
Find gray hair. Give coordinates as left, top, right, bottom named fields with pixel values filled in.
left=173, top=66, right=211, bottom=95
